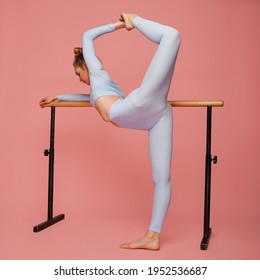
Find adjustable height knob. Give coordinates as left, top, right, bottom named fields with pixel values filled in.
left=212, top=155, right=218, bottom=164
left=44, top=149, right=49, bottom=156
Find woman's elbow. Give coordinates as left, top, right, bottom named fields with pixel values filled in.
left=83, top=31, right=89, bottom=41
left=82, top=30, right=94, bottom=43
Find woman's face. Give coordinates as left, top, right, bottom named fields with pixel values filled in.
left=74, top=64, right=90, bottom=85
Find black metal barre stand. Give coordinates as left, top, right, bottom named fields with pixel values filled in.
left=33, top=107, right=65, bottom=232
left=200, top=106, right=217, bottom=250
left=33, top=102, right=221, bottom=250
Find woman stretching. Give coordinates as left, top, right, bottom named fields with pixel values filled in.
left=40, top=13, right=180, bottom=250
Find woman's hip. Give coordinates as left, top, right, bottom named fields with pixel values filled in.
left=109, top=98, right=170, bottom=131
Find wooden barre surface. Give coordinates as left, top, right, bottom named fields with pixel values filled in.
left=45, top=100, right=224, bottom=107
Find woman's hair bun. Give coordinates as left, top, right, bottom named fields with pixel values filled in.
left=74, top=47, right=82, bottom=55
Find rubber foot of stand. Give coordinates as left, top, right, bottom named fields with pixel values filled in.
left=33, top=214, right=65, bottom=232
left=200, top=228, right=212, bottom=250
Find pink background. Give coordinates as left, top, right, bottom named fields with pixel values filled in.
left=1, top=0, right=259, bottom=259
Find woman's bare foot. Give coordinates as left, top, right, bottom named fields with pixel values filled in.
left=120, top=230, right=160, bottom=251
left=120, top=12, right=138, bottom=31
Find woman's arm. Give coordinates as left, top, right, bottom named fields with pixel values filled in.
left=40, top=20, right=125, bottom=108
left=57, top=94, right=90, bottom=102
left=39, top=94, right=90, bottom=108
left=82, top=21, right=125, bottom=73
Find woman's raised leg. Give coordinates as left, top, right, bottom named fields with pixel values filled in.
left=126, top=15, right=180, bottom=112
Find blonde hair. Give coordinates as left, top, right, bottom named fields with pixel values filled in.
left=73, top=47, right=85, bottom=68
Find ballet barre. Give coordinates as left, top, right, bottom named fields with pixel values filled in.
left=33, top=99, right=224, bottom=250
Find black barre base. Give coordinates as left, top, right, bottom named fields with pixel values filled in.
left=200, top=227, right=212, bottom=250
left=33, top=107, right=65, bottom=233
left=33, top=214, right=65, bottom=232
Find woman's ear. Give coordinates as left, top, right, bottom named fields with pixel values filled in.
left=82, top=63, right=88, bottom=72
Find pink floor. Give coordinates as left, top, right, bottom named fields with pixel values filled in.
left=1, top=199, right=259, bottom=260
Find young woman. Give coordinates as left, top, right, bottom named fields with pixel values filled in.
left=40, top=13, right=180, bottom=250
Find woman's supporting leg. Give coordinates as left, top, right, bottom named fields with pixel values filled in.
left=148, top=104, right=173, bottom=233
left=120, top=104, right=173, bottom=250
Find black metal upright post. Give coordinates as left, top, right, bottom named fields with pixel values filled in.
left=33, top=106, right=65, bottom=232
left=200, top=106, right=217, bottom=250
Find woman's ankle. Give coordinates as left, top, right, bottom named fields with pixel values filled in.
left=146, top=230, right=160, bottom=239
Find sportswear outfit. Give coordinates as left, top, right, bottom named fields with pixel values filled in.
left=58, top=16, right=180, bottom=233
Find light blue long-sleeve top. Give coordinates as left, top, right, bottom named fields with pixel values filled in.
left=57, top=24, right=125, bottom=107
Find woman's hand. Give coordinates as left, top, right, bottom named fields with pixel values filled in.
left=114, top=21, right=125, bottom=30
left=39, top=96, right=57, bottom=108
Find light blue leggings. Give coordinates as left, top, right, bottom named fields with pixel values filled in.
left=110, top=17, right=180, bottom=233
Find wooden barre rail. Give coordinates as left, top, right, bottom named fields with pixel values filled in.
left=45, top=100, right=224, bottom=107
left=34, top=98, right=224, bottom=251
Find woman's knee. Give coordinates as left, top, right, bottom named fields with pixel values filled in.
left=166, top=27, right=181, bottom=47
left=152, top=172, right=171, bottom=188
